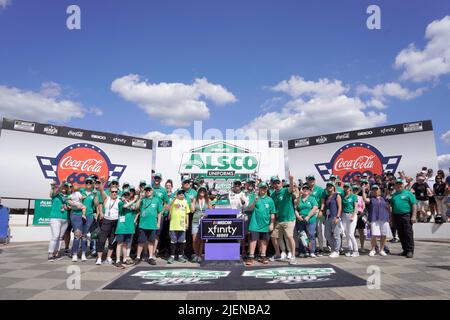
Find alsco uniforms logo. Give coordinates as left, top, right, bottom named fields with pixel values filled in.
left=315, top=142, right=401, bottom=182
left=37, top=143, right=127, bottom=186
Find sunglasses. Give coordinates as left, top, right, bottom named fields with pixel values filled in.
left=272, top=181, right=281, bottom=184
left=145, top=189, right=152, bottom=192
left=86, top=181, right=93, bottom=184
left=110, top=191, right=118, bottom=194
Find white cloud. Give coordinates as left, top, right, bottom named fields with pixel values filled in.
left=356, top=82, right=425, bottom=108
left=242, top=76, right=387, bottom=140
left=0, top=0, right=11, bottom=9
left=438, top=154, right=450, bottom=170
left=111, top=74, right=237, bottom=127
left=40, top=81, right=62, bottom=98
left=441, top=130, right=450, bottom=145
left=395, top=16, right=450, bottom=82
left=88, top=107, right=104, bottom=116
left=0, top=84, right=89, bottom=123
left=140, top=130, right=191, bottom=141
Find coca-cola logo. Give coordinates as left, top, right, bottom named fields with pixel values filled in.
left=315, top=142, right=401, bottom=182
left=37, top=143, right=127, bottom=186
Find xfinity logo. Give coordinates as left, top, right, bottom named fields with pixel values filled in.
left=336, top=133, right=350, bottom=140
left=43, top=126, right=58, bottom=135
left=113, top=137, right=127, bottom=144
left=380, top=127, right=396, bottom=135
left=316, top=136, right=327, bottom=144
left=68, top=130, right=84, bottom=137
left=207, top=224, right=238, bottom=236
left=91, top=134, right=106, bottom=140
left=357, top=130, right=373, bottom=136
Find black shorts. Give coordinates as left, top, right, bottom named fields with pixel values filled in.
left=250, top=231, right=270, bottom=241
left=115, top=233, right=133, bottom=244
left=138, top=229, right=157, bottom=243
left=429, top=196, right=436, bottom=204
left=356, top=214, right=366, bottom=230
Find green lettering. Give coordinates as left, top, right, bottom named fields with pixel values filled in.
left=184, top=154, right=205, bottom=170
left=244, top=156, right=258, bottom=170
left=230, top=156, right=242, bottom=170
left=217, top=156, right=229, bottom=169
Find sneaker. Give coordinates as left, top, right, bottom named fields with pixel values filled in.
left=289, top=257, right=297, bottom=265
left=389, top=238, right=399, bottom=243
left=351, top=251, right=360, bottom=257
left=316, top=250, right=323, bottom=257
left=280, top=252, right=287, bottom=260
left=379, top=250, right=387, bottom=257
left=179, top=255, right=188, bottom=263
left=72, top=255, right=78, bottom=262
left=134, top=258, right=142, bottom=265
left=95, top=258, right=102, bottom=265
left=368, top=250, right=376, bottom=257
left=329, top=251, right=339, bottom=258
left=167, top=256, right=175, bottom=264
left=125, top=259, right=134, bottom=265
left=64, top=249, right=71, bottom=256
left=48, top=256, right=55, bottom=262
left=113, top=262, right=125, bottom=269
left=406, top=252, right=414, bottom=258
left=299, top=253, right=306, bottom=258
left=287, top=252, right=292, bottom=259
left=309, top=253, right=317, bottom=258
left=148, top=258, right=157, bottom=265
left=269, top=255, right=282, bottom=262
left=245, top=258, right=254, bottom=266
left=81, top=254, right=87, bottom=262
left=53, top=255, right=63, bottom=261
left=399, top=251, right=407, bottom=256
left=190, top=255, right=198, bottom=263
left=345, top=252, right=352, bottom=257
left=106, top=257, right=113, bottom=265
left=261, top=257, right=269, bottom=264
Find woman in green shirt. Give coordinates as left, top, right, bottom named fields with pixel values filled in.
left=47, top=181, right=70, bottom=261
left=190, top=186, right=212, bottom=263
left=342, top=183, right=359, bottom=257
left=294, top=184, right=319, bottom=258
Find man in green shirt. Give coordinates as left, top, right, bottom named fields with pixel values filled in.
left=151, top=173, right=170, bottom=256
left=270, top=172, right=298, bottom=265
left=295, top=183, right=319, bottom=258
left=135, top=185, right=164, bottom=265
left=306, top=175, right=326, bottom=256
left=245, top=182, right=276, bottom=265
left=390, top=179, right=417, bottom=258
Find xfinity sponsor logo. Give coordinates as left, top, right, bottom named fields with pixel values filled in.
left=294, top=138, right=309, bottom=147
left=113, top=137, right=127, bottom=144
left=132, top=138, right=147, bottom=148
left=335, top=133, right=350, bottom=140
left=403, top=122, right=423, bottom=133
left=43, top=126, right=58, bottom=135
left=14, top=120, right=35, bottom=132
left=380, top=127, right=397, bottom=135
left=132, top=269, right=230, bottom=286
left=67, top=130, right=84, bottom=138
left=316, top=136, right=327, bottom=144
left=207, top=222, right=238, bottom=237
left=357, top=130, right=373, bottom=137
left=90, top=134, right=107, bottom=140
left=242, top=267, right=336, bottom=284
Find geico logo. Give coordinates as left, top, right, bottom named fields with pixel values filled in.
left=183, top=154, right=258, bottom=170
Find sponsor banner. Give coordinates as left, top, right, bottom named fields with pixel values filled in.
left=33, top=199, right=52, bottom=226
left=288, top=121, right=438, bottom=185
left=287, top=120, right=433, bottom=149
left=201, top=219, right=244, bottom=240
left=1, top=118, right=152, bottom=149
left=155, top=140, right=285, bottom=191
left=0, top=122, right=153, bottom=203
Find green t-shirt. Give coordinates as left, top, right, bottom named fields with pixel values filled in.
left=49, top=193, right=69, bottom=220
left=139, top=196, right=163, bottom=230
left=249, top=195, right=276, bottom=232
left=336, top=186, right=345, bottom=198
left=192, top=199, right=208, bottom=225
left=342, top=193, right=358, bottom=213
left=390, top=190, right=417, bottom=215
left=115, top=201, right=137, bottom=234
left=311, top=185, right=324, bottom=206
left=271, top=187, right=295, bottom=222
left=80, top=188, right=97, bottom=218
left=153, top=186, right=170, bottom=204
left=162, top=192, right=175, bottom=217
left=297, top=195, right=319, bottom=224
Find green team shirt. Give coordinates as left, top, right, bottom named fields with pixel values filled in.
left=336, top=186, right=345, bottom=198
left=297, top=196, right=319, bottom=224
left=139, top=196, right=163, bottom=230
left=249, top=195, right=276, bottom=232
left=271, top=187, right=295, bottom=222
left=115, top=201, right=136, bottom=234
left=342, top=193, right=358, bottom=213
left=169, top=199, right=191, bottom=231
left=311, top=185, right=324, bottom=205
left=153, top=186, right=170, bottom=204
left=80, top=188, right=97, bottom=218
left=390, top=190, right=417, bottom=215
left=49, top=193, right=69, bottom=220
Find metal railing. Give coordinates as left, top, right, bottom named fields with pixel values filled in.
left=1, top=197, right=39, bottom=227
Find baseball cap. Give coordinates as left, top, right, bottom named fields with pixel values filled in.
left=182, top=177, right=191, bottom=183
left=122, top=181, right=130, bottom=186
left=111, top=179, right=119, bottom=184
left=258, top=182, right=268, bottom=188
left=122, top=189, right=131, bottom=195
left=144, top=184, right=153, bottom=190
left=176, top=189, right=186, bottom=195
left=246, top=178, right=255, bottom=184
left=326, top=182, right=335, bottom=187
left=233, top=179, right=242, bottom=185
left=329, top=175, right=337, bottom=180
left=197, top=186, right=207, bottom=192
left=371, top=184, right=380, bottom=190
left=85, top=176, right=94, bottom=183
left=395, top=178, right=404, bottom=184
left=154, top=173, right=162, bottom=179
left=129, top=185, right=136, bottom=191
left=352, top=185, right=361, bottom=191
left=343, top=183, right=351, bottom=188
left=361, top=179, right=368, bottom=184
left=306, top=175, right=315, bottom=180
left=270, top=176, right=281, bottom=183
left=139, top=180, right=147, bottom=186
left=302, top=183, right=310, bottom=189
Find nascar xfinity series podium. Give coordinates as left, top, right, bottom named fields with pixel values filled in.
left=200, top=209, right=244, bottom=265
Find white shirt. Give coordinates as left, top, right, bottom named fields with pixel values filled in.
left=104, top=196, right=119, bottom=220
left=426, top=175, right=436, bottom=186
left=228, top=191, right=249, bottom=212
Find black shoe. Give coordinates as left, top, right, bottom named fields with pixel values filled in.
left=399, top=251, right=407, bottom=256
left=406, top=252, right=414, bottom=258
left=134, top=258, right=142, bottom=265
left=48, top=256, right=55, bottom=262
left=389, top=238, right=398, bottom=243
left=148, top=258, right=157, bottom=265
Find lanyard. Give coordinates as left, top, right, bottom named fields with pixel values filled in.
left=108, top=198, right=117, bottom=216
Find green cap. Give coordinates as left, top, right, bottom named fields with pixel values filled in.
left=139, top=180, right=147, bottom=185
left=182, top=177, right=191, bottom=183
left=258, top=182, right=268, bottom=188
left=122, top=182, right=130, bottom=186
left=154, top=173, right=162, bottom=179
left=361, top=179, right=368, bottom=183
left=129, top=185, right=136, bottom=191
left=343, top=182, right=351, bottom=188
left=233, top=179, right=242, bottom=184
left=330, top=175, right=337, bottom=180
left=283, top=181, right=289, bottom=187
left=326, top=182, right=335, bottom=187
left=111, top=179, right=119, bottom=184
left=371, top=184, right=380, bottom=190
left=122, top=188, right=131, bottom=195
left=302, top=183, right=310, bottom=189
left=306, top=175, right=315, bottom=180
left=197, top=186, right=207, bottom=192
left=246, top=178, right=255, bottom=183
left=352, top=185, right=361, bottom=191
left=144, top=184, right=153, bottom=190
left=395, top=178, right=404, bottom=184
left=85, top=176, right=94, bottom=183
left=270, top=176, right=281, bottom=183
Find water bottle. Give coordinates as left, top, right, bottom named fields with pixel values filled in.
left=300, top=231, right=308, bottom=247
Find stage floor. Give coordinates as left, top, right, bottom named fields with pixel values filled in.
left=1, top=241, right=450, bottom=300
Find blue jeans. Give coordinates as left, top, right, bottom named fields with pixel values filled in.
left=295, top=220, right=316, bottom=254
left=71, top=215, right=93, bottom=255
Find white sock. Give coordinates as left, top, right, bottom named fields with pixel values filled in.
left=149, top=255, right=153, bottom=259
left=136, top=256, right=140, bottom=260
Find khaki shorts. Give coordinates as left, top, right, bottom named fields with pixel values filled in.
left=271, top=221, right=295, bottom=239
left=417, top=200, right=429, bottom=212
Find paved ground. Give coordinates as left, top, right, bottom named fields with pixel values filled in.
left=1, top=241, right=450, bottom=300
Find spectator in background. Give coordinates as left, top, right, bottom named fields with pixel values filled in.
left=446, top=168, right=450, bottom=186
left=411, top=174, right=433, bottom=222
left=320, top=182, right=342, bottom=258
left=426, top=169, right=437, bottom=221
left=434, top=176, right=447, bottom=218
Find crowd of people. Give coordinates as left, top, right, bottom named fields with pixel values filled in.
left=46, top=167, right=450, bottom=268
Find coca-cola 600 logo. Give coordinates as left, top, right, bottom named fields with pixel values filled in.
left=37, top=143, right=127, bottom=186
left=315, top=142, right=401, bottom=182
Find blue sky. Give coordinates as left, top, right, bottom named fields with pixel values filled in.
left=0, top=0, right=449, bottom=166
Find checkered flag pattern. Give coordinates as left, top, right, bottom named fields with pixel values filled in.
left=108, top=165, right=127, bottom=182
left=36, top=156, right=58, bottom=180
left=382, top=156, right=402, bottom=173
left=315, top=162, right=333, bottom=181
